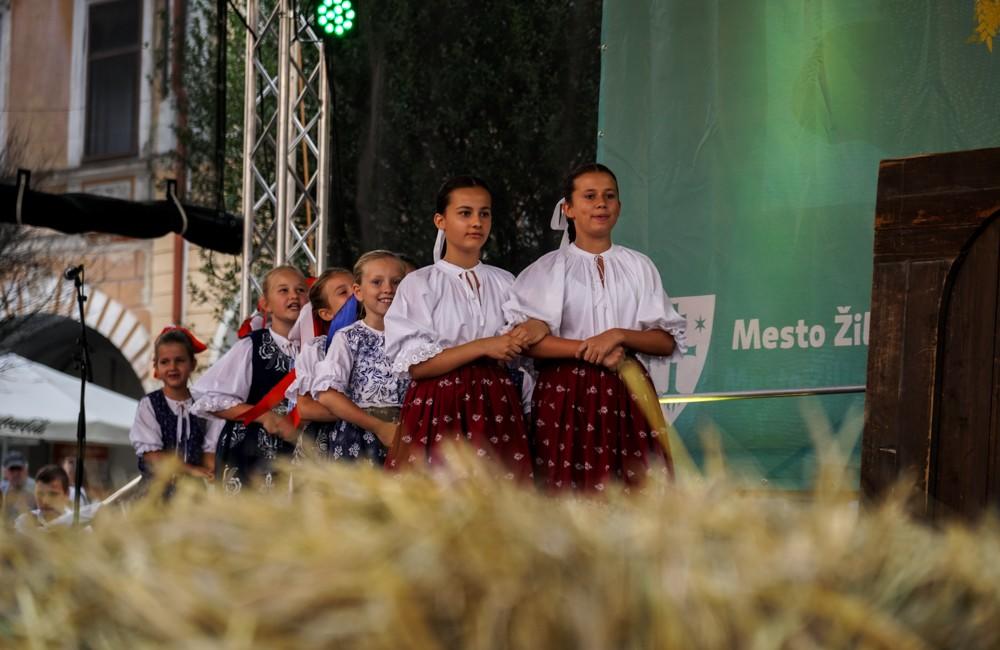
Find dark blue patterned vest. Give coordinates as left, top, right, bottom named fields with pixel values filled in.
left=137, top=389, right=207, bottom=476
left=247, top=328, right=295, bottom=405
left=216, top=329, right=296, bottom=489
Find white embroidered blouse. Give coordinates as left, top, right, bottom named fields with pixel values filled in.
left=128, top=394, right=224, bottom=456
left=384, top=259, right=515, bottom=375
left=311, top=320, right=408, bottom=408
left=503, top=243, right=687, bottom=392
left=285, top=334, right=327, bottom=402
left=191, top=328, right=299, bottom=416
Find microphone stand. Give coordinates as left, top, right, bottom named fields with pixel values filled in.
left=69, top=267, right=91, bottom=526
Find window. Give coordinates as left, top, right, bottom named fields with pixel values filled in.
left=84, top=0, right=141, bottom=159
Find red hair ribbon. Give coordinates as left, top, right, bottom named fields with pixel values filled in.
left=159, top=326, right=208, bottom=353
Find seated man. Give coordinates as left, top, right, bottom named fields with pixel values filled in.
left=15, top=465, right=73, bottom=533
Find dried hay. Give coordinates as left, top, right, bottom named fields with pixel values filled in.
left=2, top=403, right=999, bottom=648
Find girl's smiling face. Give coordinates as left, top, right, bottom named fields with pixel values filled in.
left=355, top=257, right=405, bottom=319
left=154, top=342, right=195, bottom=390
left=564, top=171, right=621, bottom=242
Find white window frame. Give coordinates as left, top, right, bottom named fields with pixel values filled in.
left=0, top=1, right=12, bottom=151
left=68, top=0, right=154, bottom=167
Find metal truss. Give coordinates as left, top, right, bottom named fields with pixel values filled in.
left=239, top=0, right=330, bottom=319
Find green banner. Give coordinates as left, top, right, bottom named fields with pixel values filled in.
left=598, top=1, right=1000, bottom=487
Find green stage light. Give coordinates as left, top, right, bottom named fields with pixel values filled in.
left=314, top=0, right=355, bottom=38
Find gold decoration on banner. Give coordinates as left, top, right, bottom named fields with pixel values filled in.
left=971, top=0, right=1000, bottom=51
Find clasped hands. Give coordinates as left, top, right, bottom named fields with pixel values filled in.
left=577, top=328, right=625, bottom=370
left=479, top=319, right=550, bottom=362
left=481, top=321, right=625, bottom=370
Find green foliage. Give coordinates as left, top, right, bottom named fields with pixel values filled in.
left=323, top=0, right=603, bottom=270
left=177, top=0, right=602, bottom=320
left=177, top=0, right=249, bottom=322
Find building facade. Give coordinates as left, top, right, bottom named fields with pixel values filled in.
left=0, top=0, right=225, bottom=492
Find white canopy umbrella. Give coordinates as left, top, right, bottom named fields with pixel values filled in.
left=0, top=353, right=138, bottom=446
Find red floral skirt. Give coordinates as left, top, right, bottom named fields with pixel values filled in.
left=531, top=359, right=671, bottom=492
left=386, top=360, right=534, bottom=482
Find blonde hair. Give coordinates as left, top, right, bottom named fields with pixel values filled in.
left=353, top=250, right=404, bottom=284
left=309, top=267, right=353, bottom=311
left=261, top=264, right=306, bottom=296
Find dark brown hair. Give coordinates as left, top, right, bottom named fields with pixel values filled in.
left=435, top=175, right=493, bottom=215
left=309, top=267, right=353, bottom=311
left=36, top=464, right=70, bottom=494
left=153, top=329, right=196, bottom=361
left=435, top=176, right=493, bottom=259
left=561, top=163, right=620, bottom=242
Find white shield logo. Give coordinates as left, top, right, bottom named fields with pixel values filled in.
left=660, top=294, right=715, bottom=424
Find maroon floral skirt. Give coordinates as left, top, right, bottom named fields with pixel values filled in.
left=531, top=359, right=671, bottom=492
left=386, top=360, right=534, bottom=482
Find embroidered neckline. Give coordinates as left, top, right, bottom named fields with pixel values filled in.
left=567, top=242, right=617, bottom=259
left=434, top=258, right=484, bottom=276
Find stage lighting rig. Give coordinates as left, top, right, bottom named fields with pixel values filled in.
left=313, top=0, right=355, bottom=38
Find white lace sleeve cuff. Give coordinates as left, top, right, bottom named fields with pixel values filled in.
left=309, top=376, right=348, bottom=398
left=285, top=374, right=312, bottom=401
left=191, top=393, right=244, bottom=417
left=133, top=442, right=163, bottom=456
left=666, top=325, right=688, bottom=362
left=391, top=341, right=444, bottom=375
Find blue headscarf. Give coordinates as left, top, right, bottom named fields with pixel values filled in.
left=325, top=294, right=359, bottom=351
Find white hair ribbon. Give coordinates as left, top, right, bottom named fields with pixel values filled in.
left=433, top=228, right=446, bottom=262
left=550, top=198, right=569, bottom=250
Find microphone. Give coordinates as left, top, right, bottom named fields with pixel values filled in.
left=63, top=265, right=84, bottom=281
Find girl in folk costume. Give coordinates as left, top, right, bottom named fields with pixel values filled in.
left=129, top=327, right=222, bottom=480
left=504, top=163, right=687, bottom=492
left=192, top=265, right=307, bottom=493
left=383, top=177, right=545, bottom=480
left=285, top=267, right=357, bottom=456
left=312, top=251, right=408, bottom=465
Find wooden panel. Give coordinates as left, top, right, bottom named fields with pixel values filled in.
left=873, top=226, right=972, bottom=261
left=873, top=160, right=904, bottom=228
left=863, top=147, right=1000, bottom=517
left=862, top=261, right=909, bottom=498
left=893, top=194, right=1000, bottom=232
left=990, top=275, right=1000, bottom=516
left=878, top=148, right=1000, bottom=199
left=895, top=260, right=950, bottom=499
left=876, top=195, right=1000, bottom=238
left=932, top=221, right=1000, bottom=518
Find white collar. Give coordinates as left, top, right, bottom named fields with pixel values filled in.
left=268, top=328, right=292, bottom=346
left=434, top=258, right=484, bottom=276
left=567, top=242, right=617, bottom=259
left=356, top=320, right=385, bottom=334
left=162, top=393, right=194, bottom=406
